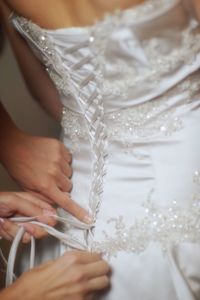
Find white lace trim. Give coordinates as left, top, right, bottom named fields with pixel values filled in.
left=91, top=17, right=200, bottom=98
left=3, top=171, right=200, bottom=283
left=11, top=1, right=200, bottom=100
left=92, top=171, right=200, bottom=258
left=61, top=72, right=200, bottom=152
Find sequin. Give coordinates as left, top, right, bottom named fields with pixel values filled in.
left=12, top=2, right=200, bottom=99
left=92, top=173, right=200, bottom=258
left=61, top=72, right=200, bottom=151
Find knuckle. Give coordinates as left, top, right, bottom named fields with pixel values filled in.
left=54, top=142, right=63, bottom=154
left=71, top=268, right=85, bottom=283
left=67, top=252, right=80, bottom=265
left=75, top=283, right=87, bottom=294
left=101, top=275, right=110, bottom=288
left=49, top=164, right=59, bottom=177
left=6, top=195, right=16, bottom=208
left=39, top=179, right=52, bottom=192
left=53, top=154, right=62, bottom=164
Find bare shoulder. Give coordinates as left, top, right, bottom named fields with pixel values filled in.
left=2, top=0, right=74, bottom=29
left=192, top=0, right=200, bottom=19
left=3, top=0, right=39, bottom=16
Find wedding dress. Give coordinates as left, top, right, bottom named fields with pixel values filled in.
left=8, top=0, right=200, bottom=299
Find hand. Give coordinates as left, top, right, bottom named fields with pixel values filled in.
left=0, top=251, right=111, bottom=300
left=0, top=191, right=57, bottom=243
left=1, top=130, right=91, bottom=223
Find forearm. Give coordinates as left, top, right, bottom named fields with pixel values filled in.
left=0, top=2, right=62, bottom=121
left=0, top=101, right=23, bottom=164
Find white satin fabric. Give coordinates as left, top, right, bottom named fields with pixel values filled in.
left=10, top=0, right=200, bottom=299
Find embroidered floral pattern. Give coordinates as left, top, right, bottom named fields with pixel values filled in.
left=12, top=1, right=200, bottom=100
left=61, top=72, right=200, bottom=152
left=91, top=171, right=200, bottom=258
left=10, top=1, right=200, bottom=258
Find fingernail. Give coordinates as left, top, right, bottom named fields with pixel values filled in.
left=83, top=214, right=93, bottom=224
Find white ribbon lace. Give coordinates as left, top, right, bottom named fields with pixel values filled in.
left=1, top=215, right=94, bottom=287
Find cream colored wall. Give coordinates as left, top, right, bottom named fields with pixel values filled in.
left=0, top=39, right=60, bottom=287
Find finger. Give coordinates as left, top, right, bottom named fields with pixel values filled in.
left=1, top=220, right=32, bottom=243
left=61, top=251, right=102, bottom=264
left=60, top=161, right=72, bottom=178
left=22, top=223, right=48, bottom=240
left=48, top=187, right=92, bottom=223
left=57, top=173, right=72, bottom=192
left=82, top=260, right=110, bottom=279
left=17, top=193, right=57, bottom=226
left=37, top=213, right=57, bottom=227
left=86, top=275, right=110, bottom=292
left=22, top=232, right=32, bottom=244
left=10, top=194, right=47, bottom=218
left=61, top=144, right=72, bottom=163
left=25, top=190, right=54, bottom=205
left=16, top=192, right=56, bottom=212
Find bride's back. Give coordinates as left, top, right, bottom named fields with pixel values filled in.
left=4, top=0, right=145, bottom=29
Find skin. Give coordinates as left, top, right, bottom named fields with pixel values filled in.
left=3, top=0, right=200, bottom=30
left=0, top=102, right=92, bottom=224
left=0, top=0, right=199, bottom=298
left=0, top=4, right=91, bottom=230
left=0, top=191, right=57, bottom=243
left=3, top=0, right=146, bottom=29
left=0, top=251, right=111, bottom=300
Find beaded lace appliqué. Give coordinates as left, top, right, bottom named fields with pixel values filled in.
left=89, top=3, right=200, bottom=98
left=61, top=72, right=200, bottom=152
left=91, top=171, right=200, bottom=258
left=11, top=1, right=200, bottom=256
left=12, top=0, right=200, bottom=100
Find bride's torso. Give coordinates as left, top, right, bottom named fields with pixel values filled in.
left=10, top=3, right=200, bottom=299
left=11, top=0, right=200, bottom=124
left=10, top=0, right=200, bottom=234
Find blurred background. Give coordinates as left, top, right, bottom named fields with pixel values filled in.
left=0, top=35, right=60, bottom=287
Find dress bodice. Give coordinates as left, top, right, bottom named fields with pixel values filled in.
left=7, top=5, right=200, bottom=298
left=11, top=0, right=200, bottom=226
left=10, top=0, right=200, bottom=148
left=11, top=0, right=200, bottom=113
left=10, top=0, right=200, bottom=108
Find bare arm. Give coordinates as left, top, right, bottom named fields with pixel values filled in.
left=192, top=0, right=200, bottom=19
left=0, top=2, right=62, bottom=121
